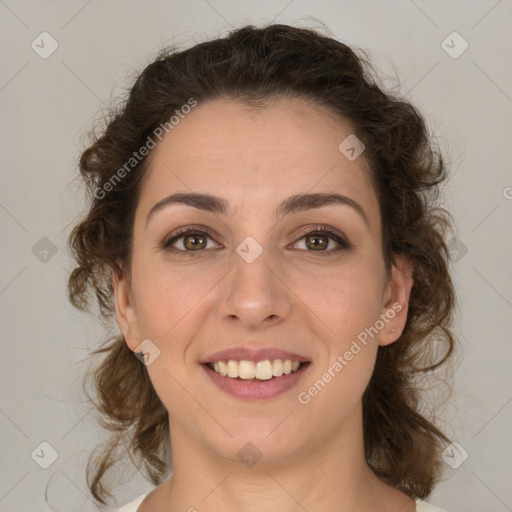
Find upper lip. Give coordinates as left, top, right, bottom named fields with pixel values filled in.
left=200, top=347, right=310, bottom=364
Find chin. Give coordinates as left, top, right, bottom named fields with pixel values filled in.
left=208, top=422, right=305, bottom=467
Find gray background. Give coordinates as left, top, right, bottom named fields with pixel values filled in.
left=1, top=1, right=511, bottom=511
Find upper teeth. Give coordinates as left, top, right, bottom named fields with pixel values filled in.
left=211, top=359, right=301, bottom=380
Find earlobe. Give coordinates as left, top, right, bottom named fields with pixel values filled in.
left=111, top=266, right=140, bottom=351
left=378, top=255, right=414, bottom=347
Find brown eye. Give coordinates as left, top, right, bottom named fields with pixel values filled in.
left=161, top=227, right=219, bottom=256
left=182, top=233, right=207, bottom=251
left=293, top=227, right=351, bottom=255
left=305, top=233, right=329, bottom=251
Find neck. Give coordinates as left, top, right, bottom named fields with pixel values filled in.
left=156, top=408, right=406, bottom=512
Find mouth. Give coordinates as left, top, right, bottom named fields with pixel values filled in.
left=201, top=358, right=311, bottom=400
left=203, top=359, right=308, bottom=381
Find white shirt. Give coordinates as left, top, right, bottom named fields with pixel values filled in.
left=114, top=490, right=447, bottom=511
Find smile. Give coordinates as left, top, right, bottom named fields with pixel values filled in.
left=201, top=359, right=311, bottom=400
left=207, top=359, right=303, bottom=380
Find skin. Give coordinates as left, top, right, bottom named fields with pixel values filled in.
left=113, top=97, right=415, bottom=512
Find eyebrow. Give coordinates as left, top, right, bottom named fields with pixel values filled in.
left=146, top=191, right=370, bottom=228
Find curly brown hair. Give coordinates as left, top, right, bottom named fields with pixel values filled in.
left=67, top=23, right=456, bottom=506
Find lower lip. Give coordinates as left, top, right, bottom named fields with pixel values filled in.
left=201, top=363, right=310, bottom=400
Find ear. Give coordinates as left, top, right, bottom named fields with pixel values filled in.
left=111, top=264, right=140, bottom=352
left=377, top=254, right=414, bottom=347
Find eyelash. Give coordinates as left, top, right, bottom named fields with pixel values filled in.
left=160, top=224, right=352, bottom=258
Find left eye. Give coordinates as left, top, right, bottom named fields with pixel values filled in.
left=292, top=229, right=350, bottom=253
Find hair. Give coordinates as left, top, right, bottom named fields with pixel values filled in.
left=67, top=23, right=457, bottom=506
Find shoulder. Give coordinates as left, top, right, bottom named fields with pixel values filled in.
left=113, top=490, right=152, bottom=512
left=416, top=498, right=448, bottom=512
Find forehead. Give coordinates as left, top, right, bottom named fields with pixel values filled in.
left=137, top=98, right=380, bottom=231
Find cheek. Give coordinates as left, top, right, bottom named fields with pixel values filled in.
left=131, top=260, right=212, bottom=340
left=297, top=260, right=386, bottom=339
left=303, top=346, right=376, bottom=429
left=293, top=261, right=384, bottom=399
left=296, top=269, right=382, bottom=417
left=130, top=265, right=214, bottom=412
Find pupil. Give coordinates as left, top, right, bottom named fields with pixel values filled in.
left=308, top=235, right=326, bottom=250
left=186, top=234, right=205, bottom=250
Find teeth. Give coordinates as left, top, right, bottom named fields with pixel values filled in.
left=255, top=360, right=273, bottom=380
left=240, top=360, right=256, bottom=379
left=272, top=359, right=284, bottom=377
left=208, top=359, right=303, bottom=380
left=219, top=361, right=227, bottom=376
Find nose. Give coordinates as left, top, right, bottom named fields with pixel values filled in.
left=218, top=247, right=292, bottom=330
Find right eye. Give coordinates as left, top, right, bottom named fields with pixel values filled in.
left=161, top=227, right=220, bottom=256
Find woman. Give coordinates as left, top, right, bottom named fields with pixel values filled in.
left=68, top=23, right=456, bottom=512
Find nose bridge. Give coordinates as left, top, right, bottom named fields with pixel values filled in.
left=220, top=235, right=291, bottom=326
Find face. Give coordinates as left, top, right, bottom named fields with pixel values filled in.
left=113, top=97, right=413, bottom=467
